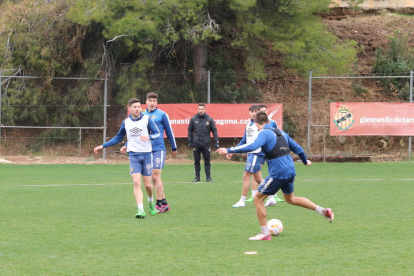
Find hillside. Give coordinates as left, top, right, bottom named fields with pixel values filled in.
left=253, top=12, right=414, bottom=159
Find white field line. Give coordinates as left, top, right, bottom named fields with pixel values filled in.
left=17, top=178, right=414, bottom=187
left=21, top=181, right=209, bottom=187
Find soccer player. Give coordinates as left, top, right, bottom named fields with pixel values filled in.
left=229, top=105, right=264, bottom=208
left=188, top=103, right=219, bottom=182
left=216, top=111, right=334, bottom=241
left=142, top=92, right=177, bottom=213
left=94, top=98, right=160, bottom=219
left=259, top=104, right=284, bottom=206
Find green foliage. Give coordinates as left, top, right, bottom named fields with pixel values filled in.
left=0, top=0, right=85, bottom=76
left=373, top=31, right=414, bottom=100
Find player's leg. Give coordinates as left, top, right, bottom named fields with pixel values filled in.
left=130, top=156, right=146, bottom=218
left=152, top=150, right=170, bottom=213
left=282, top=177, right=334, bottom=223
left=249, top=179, right=272, bottom=241
left=142, top=153, right=156, bottom=216
left=192, top=147, right=201, bottom=182
left=232, top=171, right=252, bottom=207
left=202, top=146, right=213, bottom=181
left=245, top=154, right=260, bottom=202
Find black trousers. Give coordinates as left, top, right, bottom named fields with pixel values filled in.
left=193, top=146, right=211, bottom=178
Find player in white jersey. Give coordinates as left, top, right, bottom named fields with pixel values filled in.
left=94, top=98, right=160, bottom=219
left=259, top=104, right=284, bottom=206
left=228, top=105, right=265, bottom=207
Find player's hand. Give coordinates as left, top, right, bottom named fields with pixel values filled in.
left=226, top=153, right=233, bottom=160
left=305, top=160, right=312, bottom=166
left=171, top=150, right=178, bottom=158
left=140, top=135, right=150, bottom=142
left=120, top=146, right=127, bottom=154
left=215, top=148, right=228, bottom=155
left=94, top=145, right=103, bottom=153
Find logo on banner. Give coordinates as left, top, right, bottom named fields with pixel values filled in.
left=333, top=106, right=354, bottom=131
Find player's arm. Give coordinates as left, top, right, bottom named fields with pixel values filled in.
left=187, top=118, right=194, bottom=146
left=95, top=121, right=126, bottom=152
left=210, top=118, right=219, bottom=148
left=162, top=113, right=178, bottom=153
left=285, top=133, right=309, bottom=165
left=228, top=131, right=266, bottom=154
left=146, top=116, right=161, bottom=140
left=236, top=131, right=247, bottom=147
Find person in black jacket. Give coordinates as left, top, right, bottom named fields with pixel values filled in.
left=188, top=103, right=219, bottom=182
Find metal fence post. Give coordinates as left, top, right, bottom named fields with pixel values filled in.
left=307, top=70, right=312, bottom=154
left=207, top=70, right=211, bottom=104
left=409, top=70, right=413, bottom=160
left=103, top=74, right=108, bottom=159
left=0, top=69, right=2, bottom=156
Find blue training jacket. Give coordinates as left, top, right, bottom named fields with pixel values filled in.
left=228, top=124, right=307, bottom=179
left=142, top=107, right=177, bottom=152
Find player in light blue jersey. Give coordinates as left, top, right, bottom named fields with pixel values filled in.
left=142, top=92, right=177, bottom=213
left=259, top=104, right=284, bottom=206
left=216, top=112, right=334, bottom=241
left=94, top=98, right=160, bottom=219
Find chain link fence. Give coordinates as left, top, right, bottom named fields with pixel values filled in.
left=307, top=71, right=414, bottom=161
left=1, top=69, right=413, bottom=161
left=0, top=70, right=262, bottom=159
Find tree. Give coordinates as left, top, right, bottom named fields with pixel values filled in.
left=68, top=0, right=357, bottom=81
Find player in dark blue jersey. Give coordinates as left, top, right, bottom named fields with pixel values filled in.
left=216, top=111, right=334, bottom=241
left=259, top=104, right=284, bottom=206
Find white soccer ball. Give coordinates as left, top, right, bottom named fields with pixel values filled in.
left=267, top=219, right=283, bottom=236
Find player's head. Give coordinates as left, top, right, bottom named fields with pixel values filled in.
left=198, top=103, right=206, bottom=116
left=259, top=104, right=267, bottom=112
left=146, top=92, right=158, bottom=111
left=254, top=111, right=269, bottom=129
left=128, top=98, right=141, bottom=118
left=249, top=104, right=261, bottom=120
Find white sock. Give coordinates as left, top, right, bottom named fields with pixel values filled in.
left=261, top=226, right=270, bottom=235
left=315, top=206, right=324, bottom=215
left=267, top=195, right=274, bottom=200
left=252, top=190, right=258, bottom=197
left=240, top=196, right=246, bottom=202
left=148, top=197, right=153, bottom=203
left=138, top=204, right=144, bottom=210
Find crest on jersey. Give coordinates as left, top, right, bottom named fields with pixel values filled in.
left=130, top=127, right=142, bottom=134
left=333, top=106, right=354, bottom=131
left=247, top=128, right=254, bottom=135
left=206, top=121, right=209, bottom=125
left=152, top=115, right=156, bottom=119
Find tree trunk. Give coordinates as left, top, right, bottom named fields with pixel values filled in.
left=193, top=40, right=208, bottom=86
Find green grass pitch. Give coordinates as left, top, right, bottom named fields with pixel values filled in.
left=0, top=161, right=413, bottom=275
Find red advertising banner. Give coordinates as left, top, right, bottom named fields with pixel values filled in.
left=330, top=102, right=414, bottom=136
left=137, top=103, right=283, bottom=138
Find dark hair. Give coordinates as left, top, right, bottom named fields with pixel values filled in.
left=146, top=92, right=158, bottom=100
left=254, top=111, right=269, bottom=125
left=259, top=104, right=267, bottom=109
left=128, top=98, right=141, bottom=107
left=249, top=104, right=260, bottom=111
left=198, top=103, right=205, bottom=107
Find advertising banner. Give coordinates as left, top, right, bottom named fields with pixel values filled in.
left=330, top=102, right=414, bottom=136
left=138, top=103, right=283, bottom=138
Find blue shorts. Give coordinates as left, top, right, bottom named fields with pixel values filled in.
left=245, top=154, right=264, bottom=173
left=258, top=175, right=295, bottom=195
left=129, top=153, right=153, bottom=176
left=153, top=150, right=166, bottom=170
left=260, top=158, right=266, bottom=166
